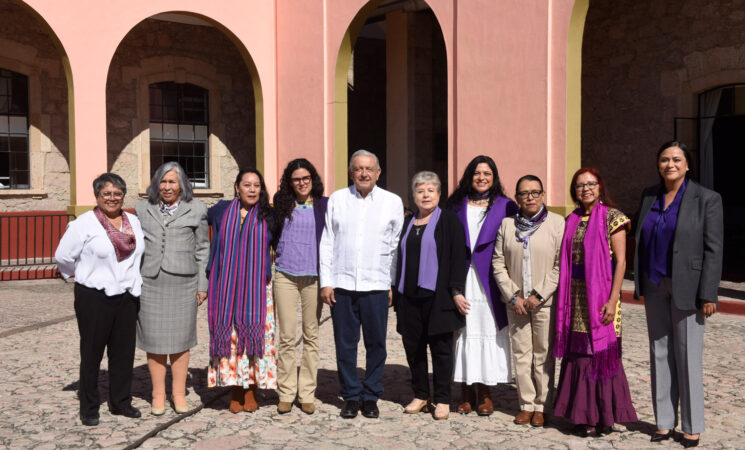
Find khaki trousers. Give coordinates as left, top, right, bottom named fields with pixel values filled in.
left=273, top=270, right=322, bottom=403
left=506, top=300, right=555, bottom=412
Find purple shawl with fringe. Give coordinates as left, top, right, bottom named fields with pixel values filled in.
left=553, top=203, right=620, bottom=380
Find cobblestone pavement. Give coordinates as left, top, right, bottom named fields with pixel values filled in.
left=1, top=279, right=744, bottom=449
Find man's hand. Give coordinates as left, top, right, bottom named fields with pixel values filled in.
left=321, top=287, right=336, bottom=306
left=388, top=289, right=393, bottom=307
left=196, top=291, right=207, bottom=305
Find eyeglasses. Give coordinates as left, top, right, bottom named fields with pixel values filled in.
left=100, top=191, right=124, bottom=199
left=574, top=181, right=599, bottom=191
left=290, top=176, right=312, bottom=185
left=516, top=190, right=543, bottom=199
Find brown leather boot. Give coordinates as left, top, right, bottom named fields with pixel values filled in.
left=456, top=383, right=473, bottom=414
left=244, top=384, right=258, bottom=412
left=229, top=386, right=245, bottom=413
left=476, top=384, right=494, bottom=416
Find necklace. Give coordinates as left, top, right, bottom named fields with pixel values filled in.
left=469, top=198, right=489, bottom=206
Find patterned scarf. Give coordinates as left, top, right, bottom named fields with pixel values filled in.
left=515, top=205, right=548, bottom=248
left=554, top=203, right=620, bottom=380
left=93, top=207, right=136, bottom=262
left=207, top=198, right=269, bottom=359
left=159, top=200, right=180, bottom=216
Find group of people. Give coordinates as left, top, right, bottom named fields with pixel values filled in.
left=55, top=141, right=722, bottom=448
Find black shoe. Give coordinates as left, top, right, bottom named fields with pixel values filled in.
left=572, top=424, right=589, bottom=437
left=681, top=436, right=699, bottom=448
left=361, top=400, right=379, bottom=419
left=340, top=400, right=359, bottom=419
left=650, top=431, right=672, bottom=442
left=80, top=414, right=99, bottom=426
left=595, top=425, right=613, bottom=436
left=110, top=405, right=142, bottom=419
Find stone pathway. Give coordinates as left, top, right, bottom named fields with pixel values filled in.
left=1, top=279, right=744, bottom=449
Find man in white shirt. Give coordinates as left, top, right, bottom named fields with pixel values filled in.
left=320, top=150, right=404, bottom=419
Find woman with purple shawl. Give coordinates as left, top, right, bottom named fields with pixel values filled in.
left=446, top=155, right=518, bottom=416
left=205, top=168, right=275, bottom=413
left=553, top=167, right=637, bottom=437
left=394, top=171, right=467, bottom=420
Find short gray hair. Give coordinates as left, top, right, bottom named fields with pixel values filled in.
left=93, top=173, right=127, bottom=197
left=348, top=149, right=381, bottom=171
left=146, top=161, right=194, bottom=204
left=411, top=171, right=441, bottom=193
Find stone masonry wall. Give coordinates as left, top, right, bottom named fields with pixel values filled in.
left=0, top=0, right=70, bottom=211
left=582, top=0, right=745, bottom=215
left=106, top=18, right=256, bottom=207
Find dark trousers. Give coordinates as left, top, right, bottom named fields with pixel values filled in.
left=398, top=294, right=454, bottom=404
left=330, top=289, right=388, bottom=402
left=74, top=283, right=139, bottom=417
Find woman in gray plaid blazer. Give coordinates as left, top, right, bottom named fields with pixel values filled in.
left=135, top=162, right=210, bottom=416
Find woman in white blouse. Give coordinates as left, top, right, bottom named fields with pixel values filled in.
left=55, top=173, right=145, bottom=427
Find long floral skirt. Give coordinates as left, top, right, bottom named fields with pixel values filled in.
left=207, top=281, right=278, bottom=389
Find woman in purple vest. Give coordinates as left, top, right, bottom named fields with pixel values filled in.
left=272, top=158, right=328, bottom=415
left=553, top=167, right=637, bottom=437
left=446, top=155, right=517, bottom=416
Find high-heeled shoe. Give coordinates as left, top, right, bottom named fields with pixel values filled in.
left=650, top=430, right=672, bottom=442
left=150, top=405, right=166, bottom=416
left=432, top=403, right=450, bottom=420
left=403, top=398, right=430, bottom=414
left=681, top=435, right=699, bottom=448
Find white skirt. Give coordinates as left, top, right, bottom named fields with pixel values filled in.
left=452, top=264, right=512, bottom=385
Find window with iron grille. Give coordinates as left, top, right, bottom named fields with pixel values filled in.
left=0, top=68, right=30, bottom=189
left=149, top=82, right=209, bottom=188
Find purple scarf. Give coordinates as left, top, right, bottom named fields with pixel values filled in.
left=397, top=207, right=441, bottom=294
left=93, top=207, right=136, bottom=262
left=554, top=203, right=620, bottom=380
left=207, top=198, right=269, bottom=359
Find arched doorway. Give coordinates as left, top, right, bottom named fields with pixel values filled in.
left=336, top=0, right=448, bottom=205
left=105, top=12, right=262, bottom=205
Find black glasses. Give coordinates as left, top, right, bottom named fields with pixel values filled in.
left=516, top=190, right=543, bottom=199
left=290, top=176, right=312, bottom=185
left=574, top=181, right=599, bottom=190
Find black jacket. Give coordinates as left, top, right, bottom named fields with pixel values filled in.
left=393, top=208, right=467, bottom=335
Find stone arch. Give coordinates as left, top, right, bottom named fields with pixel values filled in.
left=105, top=11, right=263, bottom=204
left=0, top=0, right=73, bottom=210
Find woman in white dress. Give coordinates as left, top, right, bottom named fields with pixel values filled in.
left=446, top=155, right=518, bottom=416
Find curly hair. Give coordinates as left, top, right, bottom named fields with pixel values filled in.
left=234, top=167, right=272, bottom=220
left=446, top=155, right=506, bottom=213
left=569, top=167, right=617, bottom=209
left=272, top=158, right=324, bottom=226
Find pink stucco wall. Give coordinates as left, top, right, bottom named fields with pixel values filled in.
left=12, top=0, right=577, bottom=208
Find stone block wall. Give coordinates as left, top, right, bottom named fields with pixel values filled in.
left=0, top=0, right=70, bottom=211
left=106, top=18, right=256, bottom=207
left=582, top=0, right=745, bottom=214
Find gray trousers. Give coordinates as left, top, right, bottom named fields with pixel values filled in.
left=642, top=275, right=706, bottom=434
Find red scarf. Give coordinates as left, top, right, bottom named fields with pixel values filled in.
left=93, top=207, right=136, bottom=262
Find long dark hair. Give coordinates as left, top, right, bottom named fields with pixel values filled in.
left=446, top=155, right=506, bottom=213
left=234, top=167, right=271, bottom=220
left=569, top=167, right=617, bottom=209
left=273, top=158, right=324, bottom=225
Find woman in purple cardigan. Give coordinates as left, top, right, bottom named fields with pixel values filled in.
left=272, top=158, right=328, bottom=415
left=446, top=155, right=517, bottom=416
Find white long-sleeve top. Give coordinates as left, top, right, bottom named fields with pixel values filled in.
left=319, top=185, right=404, bottom=291
left=55, top=210, right=145, bottom=297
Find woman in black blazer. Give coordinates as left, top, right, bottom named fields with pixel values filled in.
left=393, top=171, right=467, bottom=421
left=633, top=141, right=723, bottom=448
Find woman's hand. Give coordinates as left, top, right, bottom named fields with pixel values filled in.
left=701, top=300, right=717, bottom=318
left=197, top=291, right=207, bottom=305
left=600, top=299, right=616, bottom=326
left=453, top=294, right=470, bottom=315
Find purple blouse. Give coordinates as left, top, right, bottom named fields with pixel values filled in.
left=640, top=180, right=687, bottom=285
left=275, top=204, right=318, bottom=277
